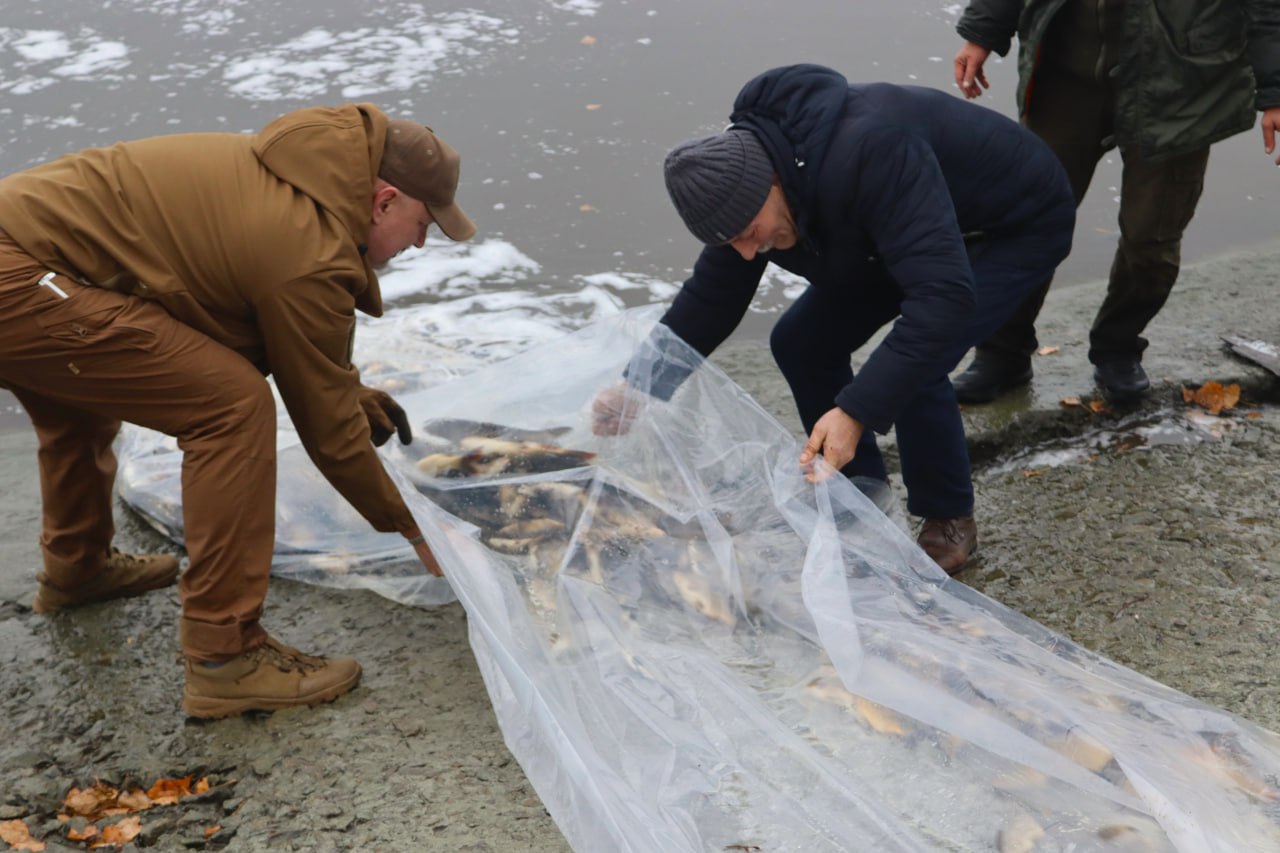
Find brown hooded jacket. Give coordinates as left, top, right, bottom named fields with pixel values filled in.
left=0, top=103, right=417, bottom=534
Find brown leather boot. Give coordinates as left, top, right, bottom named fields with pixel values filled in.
left=183, top=636, right=362, bottom=719
left=917, top=516, right=977, bottom=575
left=33, top=547, right=180, bottom=614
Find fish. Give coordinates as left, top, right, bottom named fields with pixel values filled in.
left=420, top=417, right=573, bottom=445
left=458, top=436, right=597, bottom=474
left=995, top=814, right=1045, bottom=853
left=1052, top=728, right=1115, bottom=773
left=671, top=571, right=734, bottom=625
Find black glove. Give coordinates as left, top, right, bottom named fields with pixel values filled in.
left=359, top=387, right=412, bottom=447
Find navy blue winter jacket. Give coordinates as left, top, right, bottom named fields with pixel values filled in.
left=654, top=64, right=1073, bottom=434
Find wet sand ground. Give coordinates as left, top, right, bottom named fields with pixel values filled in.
left=1, top=243, right=1278, bottom=850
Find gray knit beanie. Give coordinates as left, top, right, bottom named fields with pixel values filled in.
left=664, top=128, right=774, bottom=245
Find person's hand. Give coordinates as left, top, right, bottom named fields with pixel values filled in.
left=406, top=530, right=443, bottom=577
left=592, top=380, right=647, bottom=436
left=799, top=407, right=863, bottom=483
left=359, top=387, right=412, bottom=446
left=954, top=42, right=992, bottom=99
left=1262, top=106, right=1280, bottom=165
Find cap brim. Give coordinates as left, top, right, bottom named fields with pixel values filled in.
left=428, top=201, right=477, bottom=242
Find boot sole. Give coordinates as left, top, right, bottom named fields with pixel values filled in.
left=182, top=667, right=362, bottom=719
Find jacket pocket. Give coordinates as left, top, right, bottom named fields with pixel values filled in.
left=32, top=284, right=156, bottom=352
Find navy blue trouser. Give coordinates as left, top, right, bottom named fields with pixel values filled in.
left=770, top=237, right=1067, bottom=519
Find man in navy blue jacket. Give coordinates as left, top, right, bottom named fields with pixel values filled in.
left=594, top=64, right=1075, bottom=574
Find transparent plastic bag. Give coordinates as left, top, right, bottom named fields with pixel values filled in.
left=118, top=307, right=1280, bottom=851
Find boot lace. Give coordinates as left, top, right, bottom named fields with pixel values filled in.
left=107, top=546, right=143, bottom=569
left=922, top=518, right=963, bottom=543
left=253, top=638, right=327, bottom=673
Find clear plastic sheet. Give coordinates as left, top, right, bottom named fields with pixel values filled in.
left=118, top=307, right=1280, bottom=851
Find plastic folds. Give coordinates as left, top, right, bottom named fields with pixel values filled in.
left=118, top=307, right=1280, bottom=851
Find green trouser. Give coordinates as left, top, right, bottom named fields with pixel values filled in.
left=978, top=39, right=1210, bottom=364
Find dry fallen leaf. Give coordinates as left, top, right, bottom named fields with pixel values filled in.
left=146, top=776, right=193, bottom=806
left=580, top=35, right=596, bottom=45
left=62, top=783, right=119, bottom=819
left=578, top=203, right=595, bottom=212
left=1182, top=381, right=1241, bottom=415
left=1036, top=345, right=1059, bottom=356
left=204, top=825, right=222, bottom=839
left=0, top=820, right=45, bottom=852
left=1059, top=396, right=1083, bottom=409
left=1021, top=470, right=1043, bottom=478
left=1087, top=400, right=1111, bottom=414
left=67, top=825, right=100, bottom=842
left=584, top=103, right=602, bottom=110
left=115, top=789, right=152, bottom=812
left=90, top=816, right=142, bottom=849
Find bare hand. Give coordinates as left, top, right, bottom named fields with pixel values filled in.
left=1262, top=106, right=1280, bottom=165
left=591, top=380, right=646, bottom=436
left=798, top=407, right=863, bottom=483
left=407, top=531, right=443, bottom=577
left=954, top=42, right=992, bottom=99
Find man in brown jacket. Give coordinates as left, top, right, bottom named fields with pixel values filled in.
left=0, top=103, right=475, bottom=718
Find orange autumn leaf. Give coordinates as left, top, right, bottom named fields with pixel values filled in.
left=0, top=820, right=45, bottom=852
left=1087, top=399, right=1111, bottom=414
left=146, top=776, right=193, bottom=805
left=580, top=35, right=597, bottom=45
left=204, top=825, right=222, bottom=838
left=115, top=789, right=152, bottom=812
left=1182, top=381, right=1241, bottom=415
left=584, top=103, right=602, bottom=110
left=62, top=783, right=119, bottom=819
left=89, top=816, right=141, bottom=849
left=67, top=825, right=100, bottom=842
left=1036, top=345, right=1059, bottom=356
left=194, top=777, right=211, bottom=795
left=1059, top=396, right=1084, bottom=409
left=1021, top=469, right=1043, bottom=478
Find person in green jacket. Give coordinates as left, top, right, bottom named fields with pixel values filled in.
left=950, top=0, right=1280, bottom=403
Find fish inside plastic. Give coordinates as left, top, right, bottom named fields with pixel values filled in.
left=118, top=307, right=1280, bottom=852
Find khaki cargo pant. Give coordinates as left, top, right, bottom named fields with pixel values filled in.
left=0, top=230, right=275, bottom=661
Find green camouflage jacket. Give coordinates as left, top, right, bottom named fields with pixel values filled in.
left=957, top=0, right=1280, bottom=159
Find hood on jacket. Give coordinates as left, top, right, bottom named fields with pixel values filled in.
left=252, top=103, right=388, bottom=316
left=728, top=64, right=852, bottom=239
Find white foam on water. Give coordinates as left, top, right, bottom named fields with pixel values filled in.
left=358, top=239, right=689, bottom=375
left=219, top=12, right=520, bottom=100
left=0, top=28, right=131, bottom=94
left=549, top=0, right=601, bottom=15
left=377, top=238, right=542, bottom=303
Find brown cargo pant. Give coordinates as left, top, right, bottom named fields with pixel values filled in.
left=0, top=230, right=275, bottom=661
left=976, top=58, right=1211, bottom=365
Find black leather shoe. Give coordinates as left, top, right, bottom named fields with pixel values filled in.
left=952, top=353, right=1033, bottom=404
left=1093, top=358, right=1150, bottom=401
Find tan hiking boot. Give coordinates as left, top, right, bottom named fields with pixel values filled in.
left=33, top=547, right=180, bottom=614
left=917, top=516, right=978, bottom=575
left=182, top=636, right=362, bottom=719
